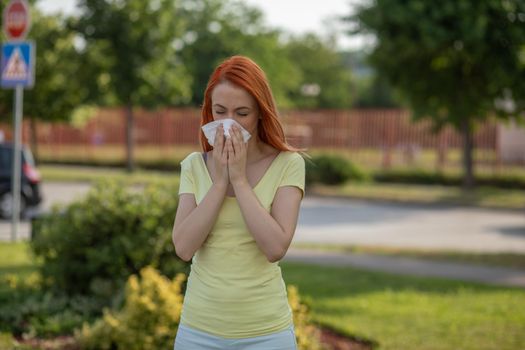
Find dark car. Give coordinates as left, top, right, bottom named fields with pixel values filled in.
left=0, top=143, right=42, bottom=219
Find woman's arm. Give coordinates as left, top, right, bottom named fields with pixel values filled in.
left=172, top=184, right=227, bottom=261
left=233, top=182, right=302, bottom=262
left=227, top=125, right=303, bottom=262
left=172, top=125, right=229, bottom=261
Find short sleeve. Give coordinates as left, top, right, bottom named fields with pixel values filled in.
left=278, top=153, right=305, bottom=197
left=178, top=157, right=195, bottom=195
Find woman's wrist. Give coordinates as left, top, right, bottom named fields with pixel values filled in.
left=231, top=178, right=250, bottom=191
left=211, top=182, right=228, bottom=194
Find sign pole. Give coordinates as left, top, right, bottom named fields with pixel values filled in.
left=11, top=84, right=23, bottom=242
left=2, top=0, right=33, bottom=242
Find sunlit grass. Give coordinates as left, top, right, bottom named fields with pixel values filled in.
left=309, top=182, right=525, bottom=210
left=281, top=262, right=525, bottom=350
left=37, top=145, right=525, bottom=178
left=0, top=242, right=39, bottom=280
left=40, top=165, right=180, bottom=186
left=2, top=242, right=524, bottom=350
left=290, top=243, right=525, bottom=270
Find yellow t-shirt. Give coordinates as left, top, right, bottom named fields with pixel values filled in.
left=177, top=150, right=305, bottom=338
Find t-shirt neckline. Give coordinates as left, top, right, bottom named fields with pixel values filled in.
left=199, top=151, right=284, bottom=199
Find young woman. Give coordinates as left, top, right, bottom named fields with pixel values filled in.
left=172, top=55, right=305, bottom=350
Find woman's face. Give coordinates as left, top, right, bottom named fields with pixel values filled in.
left=210, top=80, right=260, bottom=136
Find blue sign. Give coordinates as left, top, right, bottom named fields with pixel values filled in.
left=1, top=41, right=35, bottom=88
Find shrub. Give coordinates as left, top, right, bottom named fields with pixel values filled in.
left=307, top=154, right=367, bottom=185
left=31, top=180, right=187, bottom=297
left=0, top=272, right=104, bottom=338
left=76, top=266, right=185, bottom=350
left=75, top=267, right=323, bottom=350
left=374, top=169, right=525, bottom=189
left=288, top=285, right=325, bottom=350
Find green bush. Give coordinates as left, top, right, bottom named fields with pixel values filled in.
left=373, top=169, right=525, bottom=189
left=76, top=267, right=324, bottom=350
left=306, top=154, right=367, bottom=185
left=30, top=181, right=187, bottom=297
left=373, top=169, right=456, bottom=186
left=0, top=273, right=104, bottom=338
left=76, top=266, right=185, bottom=350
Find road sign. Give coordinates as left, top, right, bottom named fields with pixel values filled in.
left=1, top=41, right=35, bottom=88
left=2, top=0, right=31, bottom=40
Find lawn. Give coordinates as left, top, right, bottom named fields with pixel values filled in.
left=309, top=182, right=525, bottom=210
left=281, top=262, right=525, bottom=350
left=290, top=243, right=525, bottom=270
left=39, top=164, right=525, bottom=211
left=0, top=242, right=39, bottom=279
left=1, top=242, right=524, bottom=350
left=39, top=165, right=180, bottom=186
left=38, top=145, right=525, bottom=179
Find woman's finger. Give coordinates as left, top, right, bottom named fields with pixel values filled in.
left=231, top=128, right=242, bottom=158
left=214, top=124, right=223, bottom=151
left=227, top=136, right=235, bottom=158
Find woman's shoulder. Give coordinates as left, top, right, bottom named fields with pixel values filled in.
left=180, top=151, right=203, bottom=166
left=278, top=150, right=305, bottom=164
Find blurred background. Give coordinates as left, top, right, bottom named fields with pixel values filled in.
left=0, top=1, right=524, bottom=349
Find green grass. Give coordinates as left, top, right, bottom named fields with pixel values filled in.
left=39, top=163, right=524, bottom=210
left=291, top=243, right=525, bottom=270
left=37, top=145, right=525, bottom=179
left=0, top=242, right=39, bottom=280
left=38, top=144, right=197, bottom=166
left=2, top=242, right=524, bottom=350
left=309, top=182, right=525, bottom=210
left=281, top=262, right=525, bottom=350
left=310, top=147, right=525, bottom=178
left=40, top=165, right=180, bottom=186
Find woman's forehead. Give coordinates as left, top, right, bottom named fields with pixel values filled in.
left=212, top=81, right=255, bottom=107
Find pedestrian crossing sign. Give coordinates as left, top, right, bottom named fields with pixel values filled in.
left=1, top=41, right=35, bottom=88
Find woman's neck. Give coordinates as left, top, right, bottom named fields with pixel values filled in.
left=246, top=136, right=272, bottom=162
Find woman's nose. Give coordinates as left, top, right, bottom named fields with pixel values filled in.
left=216, top=114, right=234, bottom=121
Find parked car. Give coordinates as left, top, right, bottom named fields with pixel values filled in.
left=0, top=142, right=42, bottom=219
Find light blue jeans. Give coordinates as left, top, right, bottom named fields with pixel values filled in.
left=174, top=324, right=298, bottom=350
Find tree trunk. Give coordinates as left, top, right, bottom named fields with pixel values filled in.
left=461, top=117, right=474, bottom=189
left=125, top=103, right=134, bottom=172
left=29, top=117, right=39, bottom=165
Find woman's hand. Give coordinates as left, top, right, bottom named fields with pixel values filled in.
left=211, top=124, right=229, bottom=187
left=226, top=124, right=248, bottom=186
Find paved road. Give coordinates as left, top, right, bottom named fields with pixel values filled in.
left=1, top=182, right=525, bottom=254
left=295, top=197, right=525, bottom=253
left=2, top=182, right=525, bottom=288
left=284, top=249, right=525, bottom=288
left=0, top=182, right=91, bottom=241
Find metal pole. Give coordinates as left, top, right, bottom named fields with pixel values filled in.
left=11, top=84, right=23, bottom=242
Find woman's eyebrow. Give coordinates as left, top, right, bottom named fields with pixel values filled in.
left=212, top=104, right=251, bottom=111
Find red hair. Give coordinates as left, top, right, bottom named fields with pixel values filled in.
left=200, top=55, right=300, bottom=152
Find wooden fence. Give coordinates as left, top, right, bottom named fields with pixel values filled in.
left=0, top=108, right=511, bottom=173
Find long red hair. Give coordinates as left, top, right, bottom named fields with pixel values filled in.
left=200, top=55, right=300, bottom=152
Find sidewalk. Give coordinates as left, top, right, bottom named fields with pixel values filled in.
left=284, top=248, right=525, bottom=289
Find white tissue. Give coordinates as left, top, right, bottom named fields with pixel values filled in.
left=201, top=119, right=251, bottom=145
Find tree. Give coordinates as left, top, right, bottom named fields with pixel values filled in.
left=73, top=0, right=191, bottom=172
left=177, top=0, right=300, bottom=108
left=284, top=34, right=353, bottom=109
left=0, top=8, right=86, bottom=162
left=348, top=0, right=525, bottom=187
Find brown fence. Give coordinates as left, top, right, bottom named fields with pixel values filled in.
left=0, top=108, right=508, bottom=173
